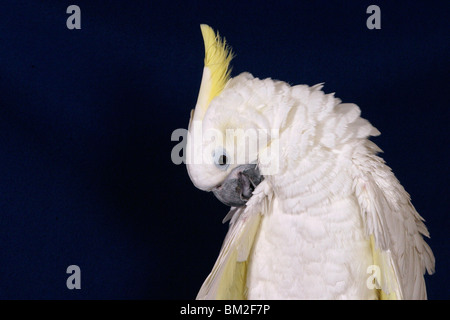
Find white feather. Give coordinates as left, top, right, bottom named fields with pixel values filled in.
left=191, top=73, right=434, bottom=299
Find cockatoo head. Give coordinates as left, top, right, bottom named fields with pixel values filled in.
left=186, top=25, right=270, bottom=207
left=186, top=25, right=381, bottom=211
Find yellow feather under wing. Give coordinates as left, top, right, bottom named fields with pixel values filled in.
left=215, top=255, right=248, bottom=300
left=370, top=235, right=401, bottom=300
left=196, top=209, right=261, bottom=300
left=200, top=24, right=234, bottom=107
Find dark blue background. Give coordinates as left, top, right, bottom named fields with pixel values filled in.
left=0, top=1, right=448, bottom=299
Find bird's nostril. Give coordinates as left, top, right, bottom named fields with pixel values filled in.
left=239, top=172, right=254, bottom=199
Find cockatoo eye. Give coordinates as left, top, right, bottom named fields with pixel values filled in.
left=213, top=147, right=230, bottom=170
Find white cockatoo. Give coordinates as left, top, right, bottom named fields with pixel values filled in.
left=185, top=25, right=435, bottom=300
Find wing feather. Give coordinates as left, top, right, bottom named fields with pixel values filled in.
left=352, top=141, right=435, bottom=299
left=196, top=180, right=272, bottom=300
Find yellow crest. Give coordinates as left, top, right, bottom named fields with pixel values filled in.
left=200, top=24, right=234, bottom=105
left=192, top=25, right=234, bottom=122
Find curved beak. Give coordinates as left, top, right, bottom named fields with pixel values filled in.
left=212, top=164, right=263, bottom=207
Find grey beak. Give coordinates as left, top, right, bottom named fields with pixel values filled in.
left=212, top=164, right=264, bottom=207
